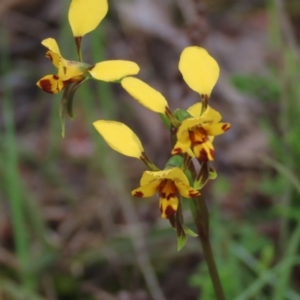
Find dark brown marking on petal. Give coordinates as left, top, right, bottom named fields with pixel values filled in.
left=46, top=51, right=53, bottom=61
left=166, top=192, right=176, bottom=200
left=189, top=128, right=208, bottom=146
left=133, top=191, right=144, bottom=197
left=53, top=75, right=59, bottom=80
left=199, top=149, right=209, bottom=162
left=222, top=123, right=230, bottom=131
left=188, top=190, right=200, bottom=197
left=165, top=205, right=176, bottom=219
left=210, top=149, right=215, bottom=159
left=160, top=204, right=163, bottom=214
left=172, top=147, right=182, bottom=154
left=39, top=79, right=54, bottom=94
left=63, top=66, right=67, bottom=75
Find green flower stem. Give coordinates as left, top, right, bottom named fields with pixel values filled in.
left=201, top=94, right=209, bottom=114
left=75, top=36, right=83, bottom=62
left=140, top=152, right=160, bottom=171
left=190, top=195, right=226, bottom=300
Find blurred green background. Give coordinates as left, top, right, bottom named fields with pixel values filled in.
left=1, top=0, right=300, bottom=299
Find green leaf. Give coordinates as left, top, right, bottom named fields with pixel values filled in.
left=177, top=230, right=187, bottom=251
left=209, top=166, right=218, bottom=180
left=173, top=108, right=192, bottom=121
left=165, top=155, right=184, bottom=169
left=159, top=113, right=171, bottom=129
left=183, top=225, right=198, bottom=237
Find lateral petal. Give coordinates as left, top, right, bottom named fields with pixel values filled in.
left=93, top=120, right=144, bottom=158
left=36, top=74, right=65, bottom=94
left=121, top=77, right=169, bottom=114
left=202, top=123, right=231, bottom=136
left=175, top=181, right=200, bottom=198
left=131, top=181, right=159, bottom=198
left=89, top=61, right=139, bottom=81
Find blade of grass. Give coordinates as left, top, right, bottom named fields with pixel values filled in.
left=1, top=29, right=36, bottom=291
left=234, top=256, right=300, bottom=300
left=0, top=278, right=46, bottom=300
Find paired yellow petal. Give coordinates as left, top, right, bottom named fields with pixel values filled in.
left=174, top=181, right=200, bottom=198
left=42, top=38, right=60, bottom=54
left=121, top=77, right=169, bottom=114
left=172, top=137, right=191, bottom=155
left=131, top=181, right=160, bottom=198
left=36, top=75, right=65, bottom=94
left=89, top=61, right=140, bottom=81
left=42, top=38, right=61, bottom=68
left=202, top=123, right=231, bottom=136
left=179, top=46, right=220, bottom=97
left=93, top=120, right=144, bottom=158
left=68, top=0, right=108, bottom=37
left=187, top=103, right=222, bottom=122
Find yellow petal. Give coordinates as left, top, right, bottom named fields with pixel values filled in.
left=36, top=74, right=65, bottom=94
left=159, top=194, right=178, bottom=219
left=42, top=38, right=61, bottom=68
left=179, top=46, right=220, bottom=97
left=174, top=181, right=200, bottom=198
left=187, top=103, right=222, bottom=122
left=131, top=181, right=160, bottom=198
left=45, top=51, right=60, bottom=68
left=89, top=60, right=140, bottom=81
left=176, top=117, right=204, bottom=141
left=202, top=123, right=231, bottom=136
left=121, top=77, right=169, bottom=114
left=93, top=120, right=144, bottom=158
left=140, top=168, right=187, bottom=185
left=42, top=38, right=60, bottom=54
left=68, top=0, right=108, bottom=37
left=171, top=136, right=191, bottom=155
left=164, top=167, right=190, bottom=186
left=193, top=140, right=215, bottom=161
left=58, top=59, right=88, bottom=81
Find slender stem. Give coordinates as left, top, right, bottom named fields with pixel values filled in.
left=75, top=36, right=83, bottom=62
left=189, top=194, right=225, bottom=300
left=199, top=234, right=226, bottom=300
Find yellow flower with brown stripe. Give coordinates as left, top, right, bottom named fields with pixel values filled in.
left=132, top=167, right=200, bottom=219
left=36, top=38, right=139, bottom=94
left=172, top=103, right=230, bottom=161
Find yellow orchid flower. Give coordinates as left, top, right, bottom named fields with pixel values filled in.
left=172, top=103, right=230, bottom=161
left=132, top=167, right=200, bottom=219
left=36, top=38, right=139, bottom=94
left=179, top=46, right=220, bottom=99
